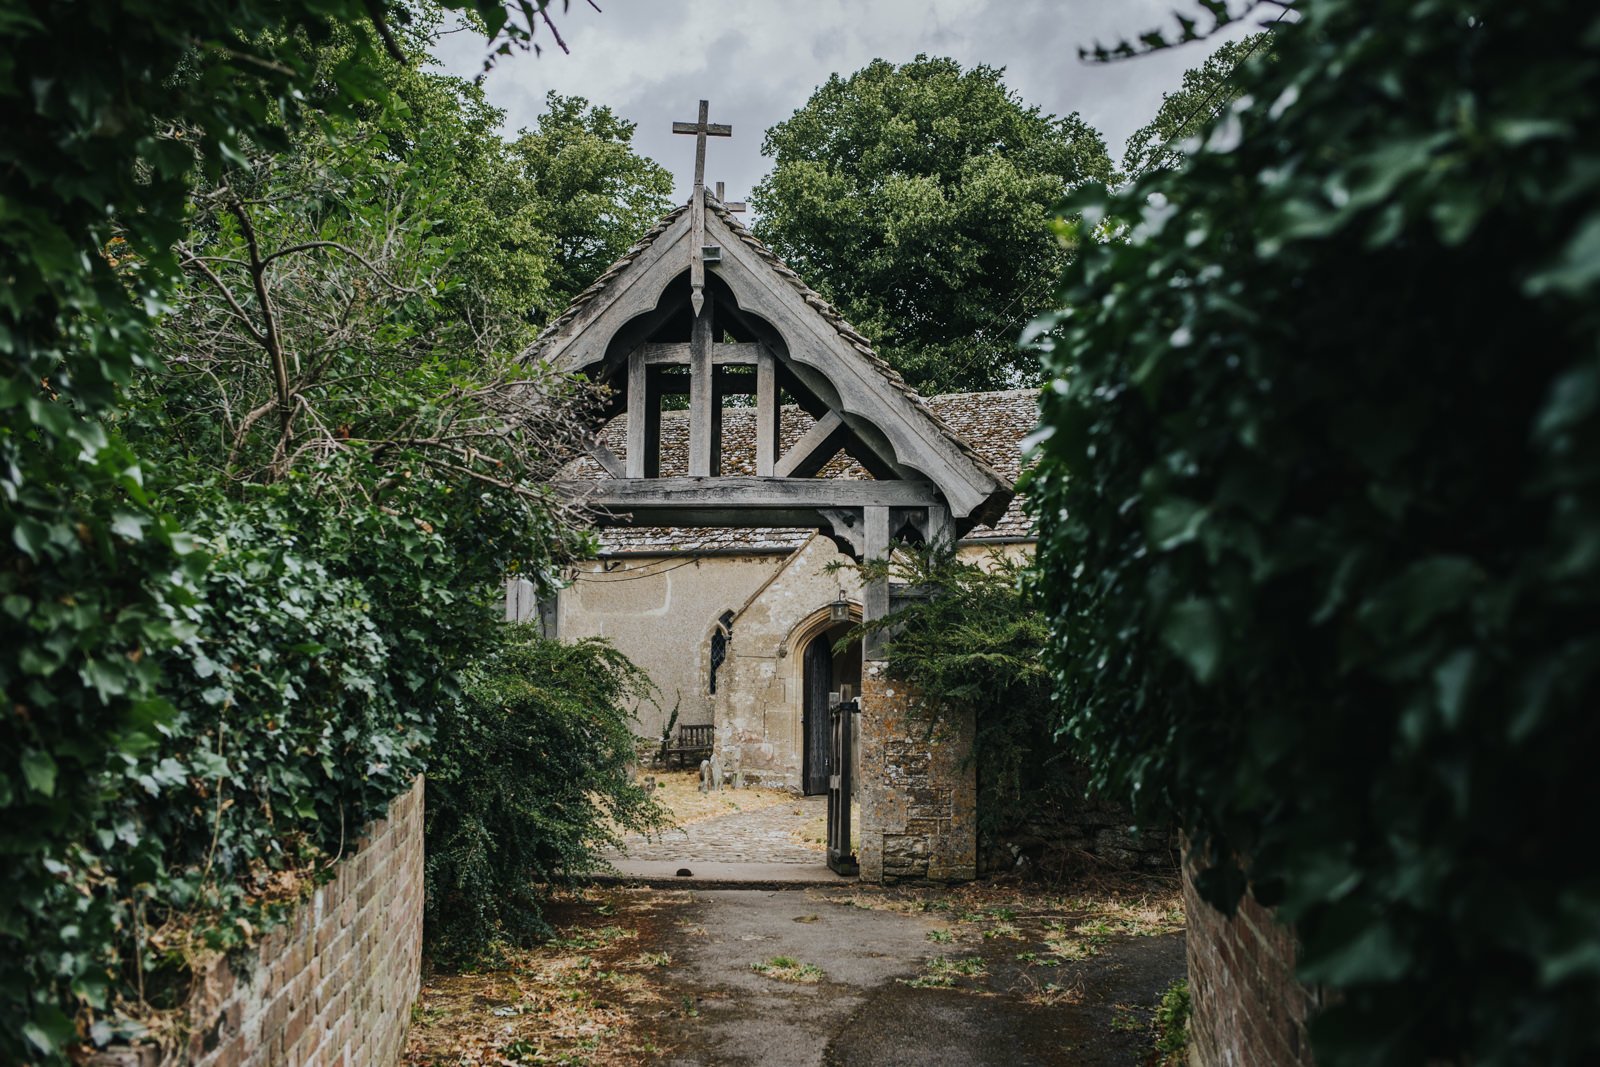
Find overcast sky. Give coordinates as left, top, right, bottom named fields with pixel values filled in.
left=434, top=0, right=1264, bottom=206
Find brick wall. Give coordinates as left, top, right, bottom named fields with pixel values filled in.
left=84, top=777, right=426, bottom=1067
left=1183, top=853, right=1319, bottom=1067
left=856, top=663, right=977, bottom=884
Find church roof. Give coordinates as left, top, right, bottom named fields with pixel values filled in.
left=587, top=389, right=1038, bottom=555
left=525, top=199, right=1003, bottom=489
left=527, top=193, right=1013, bottom=526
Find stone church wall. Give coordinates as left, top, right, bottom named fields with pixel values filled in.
left=555, top=553, right=786, bottom=740
left=712, top=534, right=863, bottom=790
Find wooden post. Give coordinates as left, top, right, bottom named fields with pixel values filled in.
left=689, top=290, right=714, bottom=476
left=755, top=345, right=778, bottom=476
left=862, top=504, right=891, bottom=658
left=625, top=348, right=647, bottom=478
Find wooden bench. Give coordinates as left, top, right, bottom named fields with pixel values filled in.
left=662, top=724, right=714, bottom=769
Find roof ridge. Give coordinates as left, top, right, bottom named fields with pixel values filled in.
left=519, top=203, right=692, bottom=364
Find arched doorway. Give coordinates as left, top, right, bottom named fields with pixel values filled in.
left=801, top=623, right=862, bottom=796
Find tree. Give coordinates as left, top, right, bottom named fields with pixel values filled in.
left=509, top=92, right=676, bottom=317
left=1027, top=2, right=1600, bottom=1064
left=751, top=55, right=1113, bottom=393
left=1119, top=33, right=1272, bottom=177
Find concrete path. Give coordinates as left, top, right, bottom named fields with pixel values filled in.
left=653, top=888, right=1185, bottom=1067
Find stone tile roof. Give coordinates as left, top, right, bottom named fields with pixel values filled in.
left=587, top=388, right=1038, bottom=555
left=523, top=195, right=1009, bottom=516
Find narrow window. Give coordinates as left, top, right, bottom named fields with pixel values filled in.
left=708, top=610, right=734, bottom=694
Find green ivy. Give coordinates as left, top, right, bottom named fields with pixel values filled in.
left=842, top=545, right=1062, bottom=844
left=1028, top=2, right=1600, bottom=1064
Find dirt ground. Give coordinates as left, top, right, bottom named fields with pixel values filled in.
left=640, top=770, right=798, bottom=829
left=404, top=875, right=1186, bottom=1066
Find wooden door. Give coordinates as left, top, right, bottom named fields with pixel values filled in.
left=802, top=636, right=832, bottom=796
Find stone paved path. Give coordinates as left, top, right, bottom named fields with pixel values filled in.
left=607, top=794, right=828, bottom=865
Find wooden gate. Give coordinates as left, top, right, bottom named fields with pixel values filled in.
left=827, top=690, right=858, bottom=876
left=802, top=637, right=832, bottom=796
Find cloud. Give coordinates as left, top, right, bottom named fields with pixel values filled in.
left=433, top=0, right=1263, bottom=204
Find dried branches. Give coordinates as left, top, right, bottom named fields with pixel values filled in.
left=157, top=150, right=596, bottom=511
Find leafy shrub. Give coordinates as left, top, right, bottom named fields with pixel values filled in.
left=1028, top=1, right=1600, bottom=1063
left=844, top=545, right=1063, bottom=843
left=424, top=630, right=668, bottom=965
left=1152, top=979, right=1190, bottom=1065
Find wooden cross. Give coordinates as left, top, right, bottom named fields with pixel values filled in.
left=715, top=182, right=746, bottom=214
left=672, top=100, right=731, bottom=315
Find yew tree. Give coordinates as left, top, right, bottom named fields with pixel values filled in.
left=752, top=56, right=1113, bottom=393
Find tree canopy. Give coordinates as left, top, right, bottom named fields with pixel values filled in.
left=1027, top=2, right=1600, bottom=1064
left=1119, top=33, right=1272, bottom=177
left=751, top=55, right=1113, bottom=394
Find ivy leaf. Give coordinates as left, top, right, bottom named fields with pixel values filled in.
left=1357, top=556, right=1484, bottom=642
left=1161, top=598, right=1224, bottom=684
left=20, top=749, right=57, bottom=797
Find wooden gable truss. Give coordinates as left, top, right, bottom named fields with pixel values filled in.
left=529, top=193, right=1014, bottom=568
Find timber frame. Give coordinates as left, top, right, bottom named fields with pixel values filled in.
left=528, top=189, right=1014, bottom=640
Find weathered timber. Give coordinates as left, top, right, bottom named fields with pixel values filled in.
left=862, top=504, right=891, bottom=657
left=672, top=120, right=733, bottom=137
left=586, top=438, right=625, bottom=479
left=638, top=341, right=690, bottom=365
left=563, top=477, right=940, bottom=509
left=714, top=182, right=746, bottom=213
left=774, top=410, right=846, bottom=478
left=625, top=348, right=647, bottom=478
left=705, top=207, right=1002, bottom=519
left=689, top=290, right=714, bottom=476
left=755, top=346, right=778, bottom=476
left=818, top=506, right=865, bottom=555
left=637, top=341, right=765, bottom=366
left=673, top=100, right=732, bottom=315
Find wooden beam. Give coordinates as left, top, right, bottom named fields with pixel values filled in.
left=587, top=438, right=625, bottom=479
left=672, top=121, right=733, bottom=137
left=539, top=211, right=693, bottom=374
left=689, top=290, right=714, bottom=476
left=625, top=349, right=647, bottom=478
left=638, top=342, right=691, bottom=365
left=755, top=346, right=777, bottom=476
left=710, top=342, right=764, bottom=365
left=559, top=477, right=941, bottom=511
left=818, top=507, right=864, bottom=556
left=713, top=365, right=758, bottom=395
left=706, top=208, right=1007, bottom=519
left=774, top=410, right=846, bottom=478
